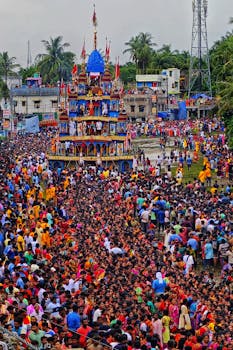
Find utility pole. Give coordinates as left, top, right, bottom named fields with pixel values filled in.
left=27, top=40, right=32, bottom=68
left=188, top=0, right=212, bottom=97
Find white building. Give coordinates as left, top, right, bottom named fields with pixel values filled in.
left=162, top=68, right=180, bottom=95
left=136, top=74, right=167, bottom=92
left=136, top=68, right=180, bottom=96
left=10, top=87, right=59, bottom=115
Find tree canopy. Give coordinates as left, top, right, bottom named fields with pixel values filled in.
left=36, top=36, right=75, bottom=83
left=0, top=52, right=19, bottom=85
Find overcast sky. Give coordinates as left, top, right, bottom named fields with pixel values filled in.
left=0, top=0, right=232, bottom=67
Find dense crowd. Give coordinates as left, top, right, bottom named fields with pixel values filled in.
left=0, top=120, right=232, bottom=350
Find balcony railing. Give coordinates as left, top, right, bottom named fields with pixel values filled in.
left=11, top=87, right=59, bottom=97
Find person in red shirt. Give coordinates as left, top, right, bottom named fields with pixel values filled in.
left=76, top=316, right=92, bottom=347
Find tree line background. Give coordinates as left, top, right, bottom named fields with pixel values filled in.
left=0, top=19, right=232, bottom=139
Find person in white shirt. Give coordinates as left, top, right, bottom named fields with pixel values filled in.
left=141, top=208, right=150, bottom=233
left=183, top=252, right=194, bottom=274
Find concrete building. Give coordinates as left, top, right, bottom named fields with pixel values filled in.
left=161, top=68, right=180, bottom=95
left=123, top=69, right=181, bottom=122
left=10, top=87, right=59, bottom=115
left=136, top=69, right=180, bottom=96
left=123, top=92, right=153, bottom=122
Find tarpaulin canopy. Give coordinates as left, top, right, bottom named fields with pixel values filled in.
left=192, top=93, right=212, bottom=99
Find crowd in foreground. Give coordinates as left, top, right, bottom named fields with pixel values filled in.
left=0, top=119, right=232, bottom=350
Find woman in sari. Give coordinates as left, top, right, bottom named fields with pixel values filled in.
left=178, top=299, right=192, bottom=330
left=168, top=298, right=180, bottom=329
left=162, top=309, right=171, bottom=345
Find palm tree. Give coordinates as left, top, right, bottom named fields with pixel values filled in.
left=0, top=52, right=19, bottom=86
left=218, top=78, right=233, bottom=148
left=210, top=32, right=233, bottom=92
left=0, top=79, right=10, bottom=103
left=123, top=32, right=156, bottom=73
left=36, top=36, right=75, bottom=83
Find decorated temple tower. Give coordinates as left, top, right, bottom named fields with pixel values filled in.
left=48, top=7, right=133, bottom=172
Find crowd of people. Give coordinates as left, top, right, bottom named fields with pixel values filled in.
left=0, top=119, right=232, bottom=350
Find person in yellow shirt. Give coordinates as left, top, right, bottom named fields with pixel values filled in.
left=33, top=204, right=40, bottom=219
left=17, top=232, right=25, bottom=252
left=102, top=169, right=109, bottom=178
left=35, top=222, right=43, bottom=246
left=64, top=176, right=70, bottom=190
left=205, top=166, right=212, bottom=186
left=6, top=208, right=12, bottom=219
left=198, top=169, right=206, bottom=184
left=50, top=186, right=56, bottom=199
left=131, top=172, right=138, bottom=180
left=45, top=188, right=51, bottom=202
left=195, top=141, right=200, bottom=153
left=41, top=228, right=51, bottom=247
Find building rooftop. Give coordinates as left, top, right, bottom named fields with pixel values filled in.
left=11, top=87, right=59, bottom=97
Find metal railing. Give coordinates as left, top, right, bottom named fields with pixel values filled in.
left=0, top=326, right=37, bottom=350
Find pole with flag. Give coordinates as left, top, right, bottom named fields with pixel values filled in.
left=81, top=40, right=86, bottom=62
left=105, top=38, right=110, bottom=63
left=92, top=4, right=98, bottom=50
left=60, top=78, right=65, bottom=97
left=72, top=64, right=78, bottom=76
left=115, top=57, right=120, bottom=80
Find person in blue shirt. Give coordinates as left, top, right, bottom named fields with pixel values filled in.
left=168, top=232, right=182, bottom=245
left=204, top=239, right=214, bottom=268
left=152, top=272, right=167, bottom=295
left=189, top=296, right=197, bottom=321
left=157, top=208, right=165, bottom=232
left=187, top=234, right=199, bottom=251
left=16, top=272, right=25, bottom=289
left=186, top=156, right=192, bottom=170
left=67, top=304, right=81, bottom=331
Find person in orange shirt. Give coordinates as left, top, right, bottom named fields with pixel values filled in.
left=198, top=169, right=206, bottom=184
left=64, top=176, right=70, bottom=190
left=76, top=317, right=92, bottom=347
left=41, top=228, right=51, bottom=247
left=205, top=165, right=212, bottom=186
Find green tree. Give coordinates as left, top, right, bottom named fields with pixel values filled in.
left=120, top=62, right=136, bottom=87
left=19, top=65, right=39, bottom=84
left=210, top=32, right=233, bottom=93
left=0, top=79, right=10, bottom=103
left=123, top=32, right=156, bottom=73
left=213, top=24, right=233, bottom=148
left=0, top=52, right=19, bottom=85
left=218, top=79, right=233, bottom=148
left=36, top=36, right=75, bottom=83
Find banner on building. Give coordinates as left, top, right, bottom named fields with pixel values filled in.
left=3, top=110, right=10, bottom=118
left=25, top=116, right=40, bottom=133
left=3, top=120, right=10, bottom=130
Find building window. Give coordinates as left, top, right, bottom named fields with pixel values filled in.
left=130, top=105, right=135, bottom=112
left=34, top=100, right=40, bottom=109
left=13, top=100, right=17, bottom=107
left=51, top=100, right=58, bottom=108
left=139, top=105, right=145, bottom=113
left=22, top=101, right=26, bottom=107
left=169, top=71, right=172, bottom=77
